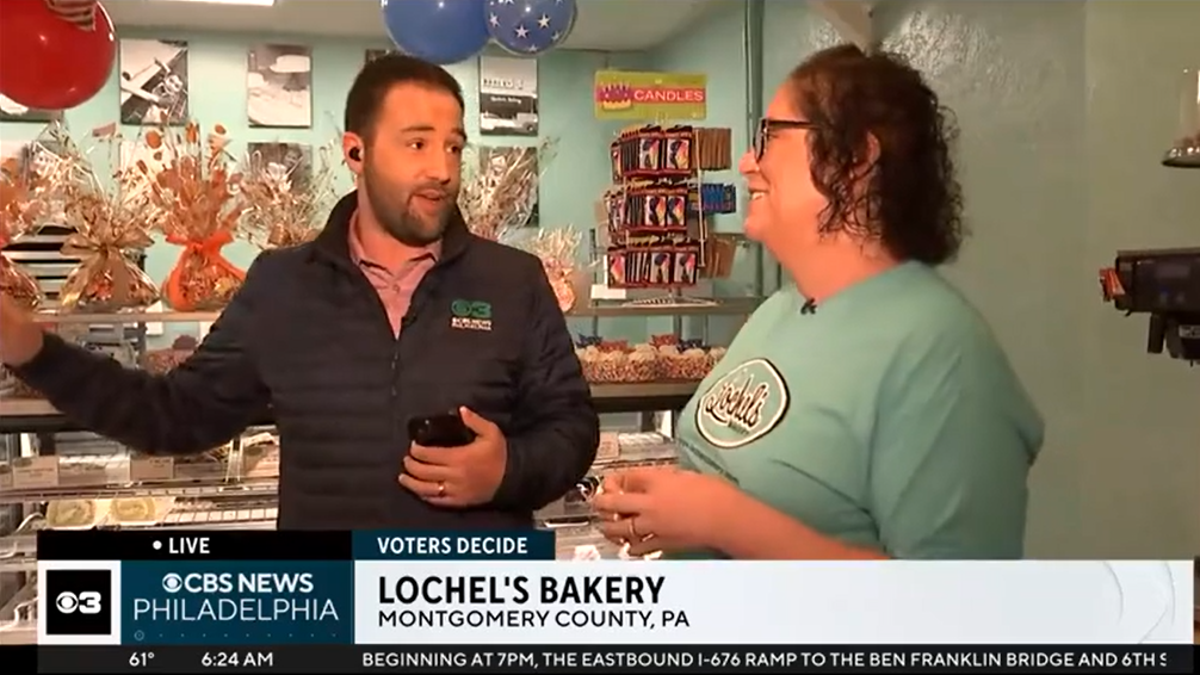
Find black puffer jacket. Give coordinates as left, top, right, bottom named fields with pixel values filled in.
left=13, top=192, right=599, bottom=529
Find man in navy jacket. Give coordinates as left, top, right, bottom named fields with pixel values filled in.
left=0, top=54, right=600, bottom=530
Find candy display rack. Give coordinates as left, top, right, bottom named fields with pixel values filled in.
left=570, top=122, right=762, bottom=422
left=596, top=124, right=740, bottom=304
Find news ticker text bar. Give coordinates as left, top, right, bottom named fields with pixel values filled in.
left=26, top=644, right=1195, bottom=674
left=36, top=529, right=556, bottom=561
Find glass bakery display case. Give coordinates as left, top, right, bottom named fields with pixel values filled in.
left=0, top=296, right=763, bottom=645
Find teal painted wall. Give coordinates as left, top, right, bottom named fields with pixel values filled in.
left=758, top=0, right=1199, bottom=558
left=0, top=31, right=647, bottom=324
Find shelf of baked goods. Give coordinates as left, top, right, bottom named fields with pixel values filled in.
left=579, top=335, right=724, bottom=414
left=0, top=432, right=676, bottom=569
left=0, top=431, right=675, bottom=506
left=0, top=436, right=279, bottom=504
left=0, top=496, right=279, bottom=573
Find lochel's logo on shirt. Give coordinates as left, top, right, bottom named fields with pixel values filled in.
left=696, top=358, right=789, bottom=449
left=450, top=299, right=493, bottom=331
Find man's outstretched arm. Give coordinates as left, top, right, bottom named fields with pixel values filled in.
left=2, top=254, right=277, bottom=455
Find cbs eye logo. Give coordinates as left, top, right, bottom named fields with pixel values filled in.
left=46, top=569, right=112, bottom=636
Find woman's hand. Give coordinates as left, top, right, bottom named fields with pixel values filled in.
left=592, top=467, right=738, bottom=557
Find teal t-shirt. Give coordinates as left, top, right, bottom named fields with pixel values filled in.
left=673, top=262, right=1044, bottom=560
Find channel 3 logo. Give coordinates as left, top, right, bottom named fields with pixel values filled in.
left=45, top=569, right=112, bottom=636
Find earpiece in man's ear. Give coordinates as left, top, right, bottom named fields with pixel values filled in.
left=349, top=147, right=362, bottom=162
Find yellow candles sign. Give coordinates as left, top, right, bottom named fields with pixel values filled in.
left=593, top=70, right=708, bottom=120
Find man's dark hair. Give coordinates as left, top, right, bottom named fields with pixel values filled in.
left=344, top=52, right=465, bottom=142
left=790, top=44, right=965, bottom=265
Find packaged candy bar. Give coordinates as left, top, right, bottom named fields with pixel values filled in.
left=606, top=249, right=628, bottom=287
left=648, top=248, right=675, bottom=286
left=672, top=248, right=700, bottom=286
left=662, top=126, right=694, bottom=174
left=636, top=127, right=664, bottom=174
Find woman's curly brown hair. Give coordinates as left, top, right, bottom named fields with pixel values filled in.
left=790, top=44, right=965, bottom=265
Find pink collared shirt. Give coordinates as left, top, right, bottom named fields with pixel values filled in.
left=347, top=212, right=440, bottom=336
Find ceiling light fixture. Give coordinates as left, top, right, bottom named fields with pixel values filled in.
left=156, top=0, right=278, bottom=7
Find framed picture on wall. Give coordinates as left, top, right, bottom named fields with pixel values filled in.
left=118, top=38, right=190, bottom=126
left=247, top=44, right=313, bottom=129
left=0, top=95, right=60, bottom=124
left=246, top=142, right=313, bottom=193
left=479, top=56, right=538, bottom=137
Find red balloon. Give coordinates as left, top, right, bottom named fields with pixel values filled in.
left=0, top=0, right=116, bottom=111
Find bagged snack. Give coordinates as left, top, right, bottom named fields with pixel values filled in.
left=240, top=141, right=338, bottom=250
left=0, top=150, right=54, bottom=309
left=52, top=124, right=160, bottom=312
left=135, top=123, right=247, bottom=311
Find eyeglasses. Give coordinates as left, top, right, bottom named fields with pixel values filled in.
left=754, top=118, right=817, bottom=160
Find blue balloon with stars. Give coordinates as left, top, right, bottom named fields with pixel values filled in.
left=486, top=0, right=578, bottom=56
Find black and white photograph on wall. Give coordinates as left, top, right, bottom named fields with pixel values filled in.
left=479, top=56, right=538, bottom=137
left=365, top=49, right=393, bottom=65
left=0, top=95, right=60, bottom=123
left=119, top=38, right=189, bottom=126
left=247, top=44, right=313, bottom=128
left=0, top=140, right=66, bottom=184
left=247, top=142, right=313, bottom=194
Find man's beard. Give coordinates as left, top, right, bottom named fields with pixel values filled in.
left=362, top=161, right=453, bottom=247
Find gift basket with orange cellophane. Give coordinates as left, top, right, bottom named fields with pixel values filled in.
left=239, top=141, right=338, bottom=250
left=132, top=122, right=248, bottom=311
left=0, top=142, right=56, bottom=311
left=51, top=123, right=160, bottom=313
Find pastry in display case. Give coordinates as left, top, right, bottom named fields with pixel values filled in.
left=575, top=334, right=728, bottom=384
left=239, top=430, right=280, bottom=479
left=172, top=444, right=235, bottom=481
left=46, top=499, right=107, bottom=530
left=110, top=497, right=174, bottom=527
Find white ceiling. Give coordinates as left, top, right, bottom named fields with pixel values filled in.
left=101, top=0, right=731, bottom=51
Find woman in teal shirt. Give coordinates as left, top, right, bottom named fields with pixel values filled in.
left=594, top=45, right=1043, bottom=561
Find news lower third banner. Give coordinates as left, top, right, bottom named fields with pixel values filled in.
left=31, top=531, right=1196, bottom=672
